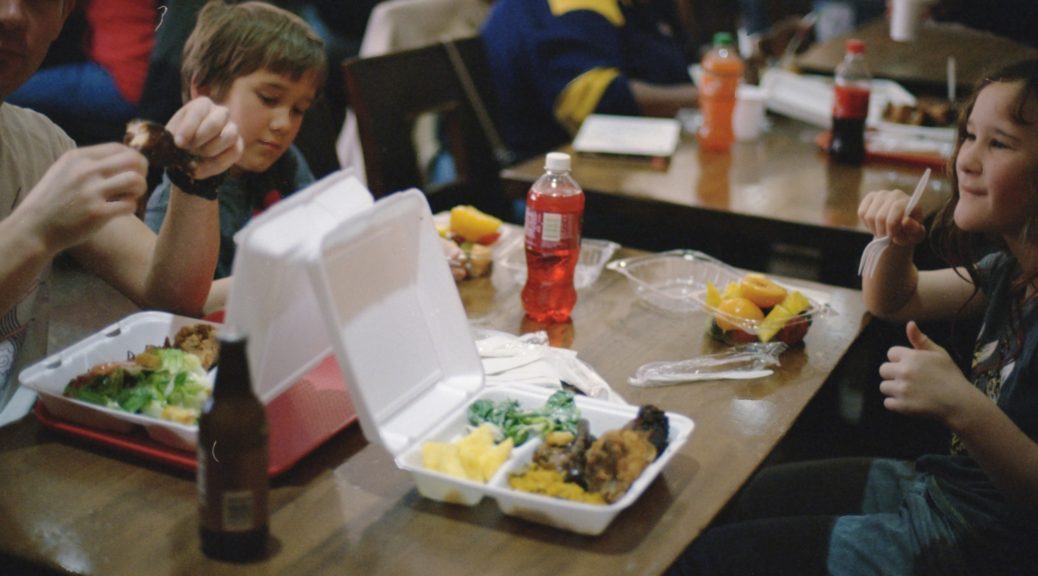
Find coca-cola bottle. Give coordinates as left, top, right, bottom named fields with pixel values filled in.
left=829, top=39, right=871, bottom=164
left=522, top=152, right=584, bottom=323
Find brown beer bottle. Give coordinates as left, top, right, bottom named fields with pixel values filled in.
left=197, top=331, right=269, bottom=561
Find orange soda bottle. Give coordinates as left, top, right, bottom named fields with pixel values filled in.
left=697, top=32, right=744, bottom=153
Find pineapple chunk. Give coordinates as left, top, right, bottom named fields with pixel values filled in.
left=720, top=281, right=743, bottom=300
left=422, top=442, right=467, bottom=480
left=479, top=437, right=514, bottom=482
left=705, top=281, right=722, bottom=308
left=449, top=205, right=501, bottom=243
left=757, top=290, right=811, bottom=343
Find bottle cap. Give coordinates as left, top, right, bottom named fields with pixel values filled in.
left=544, top=152, right=571, bottom=172
left=713, top=32, right=734, bottom=46
left=846, top=39, right=865, bottom=54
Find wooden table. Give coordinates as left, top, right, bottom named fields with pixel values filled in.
left=501, top=115, right=949, bottom=287
left=796, top=19, right=1038, bottom=97
left=0, top=249, right=868, bottom=575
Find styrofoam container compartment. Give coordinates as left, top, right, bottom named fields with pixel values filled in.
left=19, top=311, right=220, bottom=451
left=306, top=190, right=694, bottom=535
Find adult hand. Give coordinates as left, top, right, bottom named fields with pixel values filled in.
left=17, top=143, right=148, bottom=255
left=878, top=321, right=981, bottom=424
left=857, top=188, right=927, bottom=247
left=166, top=96, right=243, bottom=180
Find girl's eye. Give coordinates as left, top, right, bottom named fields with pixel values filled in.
left=990, top=138, right=1009, bottom=150
left=258, top=94, right=278, bottom=106
left=963, top=130, right=976, bottom=142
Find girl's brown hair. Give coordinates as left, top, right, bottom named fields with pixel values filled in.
left=930, top=58, right=1038, bottom=297
left=180, top=0, right=327, bottom=103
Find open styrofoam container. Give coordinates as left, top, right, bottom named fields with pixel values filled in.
left=19, top=171, right=376, bottom=452
left=19, top=311, right=220, bottom=451
left=306, top=190, right=694, bottom=535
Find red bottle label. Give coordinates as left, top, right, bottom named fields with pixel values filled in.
left=832, top=85, right=870, bottom=119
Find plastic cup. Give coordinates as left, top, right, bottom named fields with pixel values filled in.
left=733, top=85, right=768, bottom=142
left=890, top=0, right=924, bottom=42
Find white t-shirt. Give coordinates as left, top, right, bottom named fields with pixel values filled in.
left=0, top=103, right=76, bottom=416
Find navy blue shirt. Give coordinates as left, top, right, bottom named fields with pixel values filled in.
left=481, top=0, right=692, bottom=161
left=918, top=251, right=1038, bottom=548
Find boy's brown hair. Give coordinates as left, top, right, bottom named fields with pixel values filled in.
left=180, top=0, right=327, bottom=103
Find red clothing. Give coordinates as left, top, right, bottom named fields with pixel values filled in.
left=83, top=0, right=156, bottom=105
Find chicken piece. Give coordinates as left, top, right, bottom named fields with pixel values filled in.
left=624, top=404, right=669, bottom=458
left=533, top=419, right=593, bottom=486
left=173, top=324, right=219, bottom=369
left=124, top=119, right=199, bottom=176
left=584, top=429, right=657, bottom=503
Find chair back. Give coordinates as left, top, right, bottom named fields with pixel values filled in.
left=342, top=36, right=510, bottom=218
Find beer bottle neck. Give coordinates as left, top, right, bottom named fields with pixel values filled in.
left=213, top=338, right=255, bottom=398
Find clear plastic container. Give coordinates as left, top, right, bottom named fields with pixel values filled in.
left=500, top=237, right=619, bottom=289
left=606, top=250, right=832, bottom=344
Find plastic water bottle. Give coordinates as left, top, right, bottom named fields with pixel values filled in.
left=697, top=32, right=744, bottom=153
left=522, top=152, right=584, bottom=323
left=829, top=38, right=871, bottom=164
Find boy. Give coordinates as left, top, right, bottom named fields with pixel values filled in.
left=144, top=0, right=327, bottom=281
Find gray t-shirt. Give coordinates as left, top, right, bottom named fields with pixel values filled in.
left=0, top=103, right=76, bottom=413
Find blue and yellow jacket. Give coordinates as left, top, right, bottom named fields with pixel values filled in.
left=482, top=0, right=691, bottom=161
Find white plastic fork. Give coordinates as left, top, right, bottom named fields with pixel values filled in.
left=858, top=168, right=931, bottom=278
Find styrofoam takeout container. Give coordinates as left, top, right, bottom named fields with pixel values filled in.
left=306, top=190, right=693, bottom=535
left=20, top=171, right=376, bottom=454
left=607, top=250, right=831, bottom=340
left=498, top=237, right=620, bottom=289
left=19, top=311, right=220, bottom=451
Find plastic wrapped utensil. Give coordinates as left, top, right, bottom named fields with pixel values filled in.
left=629, top=342, right=786, bottom=387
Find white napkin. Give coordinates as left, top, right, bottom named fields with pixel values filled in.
left=475, top=331, right=626, bottom=404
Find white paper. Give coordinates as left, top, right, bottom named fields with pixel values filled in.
left=573, top=114, right=681, bottom=158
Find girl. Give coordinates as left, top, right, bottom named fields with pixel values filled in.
left=670, top=58, right=1038, bottom=575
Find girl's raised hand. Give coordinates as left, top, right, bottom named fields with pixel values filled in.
left=878, top=321, right=983, bottom=424
left=858, top=188, right=927, bottom=247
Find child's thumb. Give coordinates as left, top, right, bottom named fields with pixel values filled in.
left=906, top=321, right=938, bottom=351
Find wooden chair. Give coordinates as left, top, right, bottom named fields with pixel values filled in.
left=341, top=35, right=511, bottom=219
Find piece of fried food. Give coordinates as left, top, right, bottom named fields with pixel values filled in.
left=124, top=119, right=199, bottom=175
left=173, top=324, right=219, bottom=369
left=584, top=429, right=657, bottom=504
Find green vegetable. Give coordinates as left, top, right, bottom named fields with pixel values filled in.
left=467, top=390, right=580, bottom=446
left=63, top=348, right=211, bottom=425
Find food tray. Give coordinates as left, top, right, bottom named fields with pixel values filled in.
left=498, top=237, right=620, bottom=289
left=607, top=250, right=831, bottom=339
left=306, top=190, right=694, bottom=534
left=396, top=384, right=693, bottom=536
left=20, top=311, right=219, bottom=451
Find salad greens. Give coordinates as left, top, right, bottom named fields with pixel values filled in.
left=467, top=390, right=580, bottom=446
left=63, top=347, right=212, bottom=425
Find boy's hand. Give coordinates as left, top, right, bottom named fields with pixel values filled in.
left=858, top=188, right=927, bottom=247
left=18, top=144, right=148, bottom=254
left=878, top=321, right=979, bottom=425
left=166, top=97, right=243, bottom=180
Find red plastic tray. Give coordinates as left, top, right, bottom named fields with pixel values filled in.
left=815, top=130, right=949, bottom=168
left=34, top=350, right=357, bottom=478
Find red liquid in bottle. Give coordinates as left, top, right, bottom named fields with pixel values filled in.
left=522, top=167, right=584, bottom=323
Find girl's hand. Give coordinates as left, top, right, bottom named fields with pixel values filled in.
left=18, top=144, right=148, bottom=254
left=166, top=96, right=243, bottom=180
left=878, top=321, right=981, bottom=425
left=858, top=188, right=927, bottom=247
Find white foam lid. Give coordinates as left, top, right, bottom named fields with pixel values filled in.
left=306, top=189, right=483, bottom=456
left=225, top=171, right=375, bottom=403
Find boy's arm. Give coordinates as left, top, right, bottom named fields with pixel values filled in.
left=70, top=97, right=242, bottom=316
